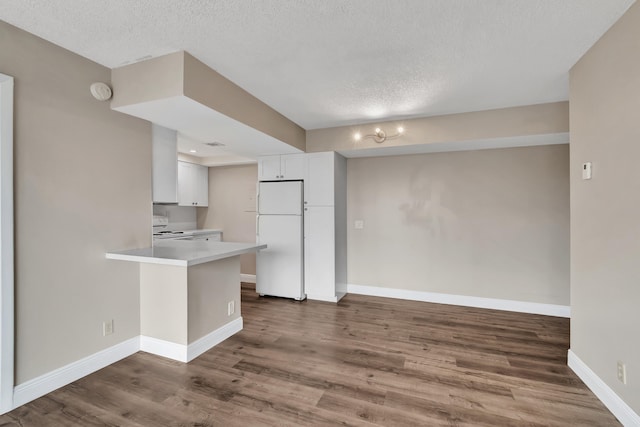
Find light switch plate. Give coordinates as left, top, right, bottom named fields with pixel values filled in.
left=582, top=162, right=592, bottom=180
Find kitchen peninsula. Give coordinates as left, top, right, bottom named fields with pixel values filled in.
left=106, top=240, right=266, bottom=363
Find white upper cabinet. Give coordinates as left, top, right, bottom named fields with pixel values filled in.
left=152, top=124, right=178, bottom=204
left=258, top=154, right=305, bottom=181
left=258, top=155, right=281, bottom=180
left=305, top=152, right=335, bottom=206
left=178, top=161, right=208, bottom=207
left=280, top=154, right=306, bottom=180
left=194, top=163, right=209, bottom=206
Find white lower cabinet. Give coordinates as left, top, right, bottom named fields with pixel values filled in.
left=304, top=206, right=336, bottom=301
left=178, top=161, right=208, bottom=207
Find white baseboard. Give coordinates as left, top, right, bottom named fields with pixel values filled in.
left=140, top=335, right=188, bottom=362
left=12, top=336, right=139, bottom=409
left=240, top=274, right=256, bottom=284
left=140, top=317, right=243, bottom=363
left=187, top=317, right=242, bottom=362
left=307, top=292, right=348, bottom=303
left=347, top=284, right=570, bottom=318
left=13, top=317, right=244, bottom=410
left=306, top=293, right=338, bottom=303
left=568, top=350, right=640, bottom=426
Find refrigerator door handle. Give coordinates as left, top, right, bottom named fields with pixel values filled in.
left=256, top=214, right=260, bottom=236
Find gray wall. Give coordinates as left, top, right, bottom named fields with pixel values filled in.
left=348, top=144, right=570, bottom=305
left=570, top=1, right=640, bottom=413
left=0, top=21, right=151, bottom=384
left=198, top=165, right=258, bottom=275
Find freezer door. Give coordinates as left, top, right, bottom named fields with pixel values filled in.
left=256, top=215, right=304, bottom=300
left=258, top=181, right=303, bottom=215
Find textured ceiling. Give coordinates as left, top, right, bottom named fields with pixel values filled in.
left=0, top=0, right=635, bottom=129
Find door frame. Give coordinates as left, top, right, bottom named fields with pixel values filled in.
left=0, top=73, right=15, bottom=413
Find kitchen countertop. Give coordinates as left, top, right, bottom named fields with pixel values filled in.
left=106, top=239, right=266, bottom=267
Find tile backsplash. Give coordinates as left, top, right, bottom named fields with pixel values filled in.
left=153, top=205, right=197, bottom=231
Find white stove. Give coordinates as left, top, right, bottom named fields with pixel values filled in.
left=152, top=215, right=222, bottom=242
left=152, top=215, right=191, bottom=240
left=153, top=230, right=191, bottom=240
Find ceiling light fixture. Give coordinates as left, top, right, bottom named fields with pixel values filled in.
left=189, top=149, right=197, bottom=153
left=354, top=126, right=404, bottom=143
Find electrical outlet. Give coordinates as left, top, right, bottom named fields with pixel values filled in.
left=102, top=319, right=114, bottom=336
left=227, top=301, right=235, bottom=316
left=617, top=361, right=627, bottom=384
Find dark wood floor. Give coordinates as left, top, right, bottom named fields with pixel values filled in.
left=1, top=284, right=620, bottom=426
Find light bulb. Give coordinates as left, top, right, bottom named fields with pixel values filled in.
left=354, top=132, right=361, bottom=141
left=375, top=128, right=381, bottom=134
left=397, top=126, right=404, bottom=134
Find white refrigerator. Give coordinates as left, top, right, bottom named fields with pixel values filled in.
left=256, top=180, right=305, bottom=300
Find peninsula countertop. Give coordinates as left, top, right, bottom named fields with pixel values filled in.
left=106, top=240, right=267, bottom=267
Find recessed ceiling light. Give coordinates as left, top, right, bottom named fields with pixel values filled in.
left=189, top=149, right=197, bottom=153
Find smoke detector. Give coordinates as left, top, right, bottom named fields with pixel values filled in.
left=89, top=82, right=112, bottom=101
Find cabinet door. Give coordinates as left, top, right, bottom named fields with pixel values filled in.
left=258, top=155, right=282, bottom=180
left=194, top=164, right=209, bottom=207
left=178, top=162, right=209, bottom=206
left=281, top=154, right=306, bottom=180
left=304, top=206, right=335, bottom=300
left=305, top=152, right=334, bottom=206
left=177, top=161, right=195, bottom=206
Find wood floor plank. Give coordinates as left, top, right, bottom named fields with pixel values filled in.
left=317, top=391, right=441, bottom=427
left=0, top=284, right=622, bottom=426
left=383, top=389, right=547, bottom=427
